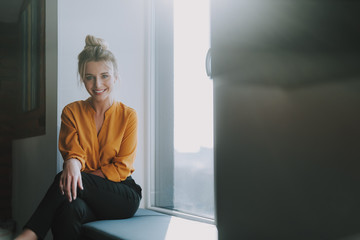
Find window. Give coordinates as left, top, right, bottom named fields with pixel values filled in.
left=16, top=0, right=45, bottom=139
left=150, top=0, right=214, bottom=221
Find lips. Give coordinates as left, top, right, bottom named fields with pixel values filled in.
left=93, top=89, right=106, bottom=94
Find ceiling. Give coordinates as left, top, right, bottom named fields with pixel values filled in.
left=0, top=0, right=24, bottom=23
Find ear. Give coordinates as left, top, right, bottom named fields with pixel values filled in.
left=114, top=73, right=120, bottom=83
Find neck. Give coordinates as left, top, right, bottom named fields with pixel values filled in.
left=88, top=97, right=114, bottom=114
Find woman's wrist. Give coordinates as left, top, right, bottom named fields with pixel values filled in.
left=64, top=158, right=82, bottom=170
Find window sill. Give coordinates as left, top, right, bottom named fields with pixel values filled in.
left=146, top=207, right=218, bottom=240
left=82, top=208, right=218, bottom=240
left=147, top=206, right=215, bottom=225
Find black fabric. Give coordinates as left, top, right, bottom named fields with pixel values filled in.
left=24, top=172, right=141, bottom=240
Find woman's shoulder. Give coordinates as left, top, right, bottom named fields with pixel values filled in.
left=62, top=100, right=89, bottom=114
left=114, top=101, right=137, bottom=117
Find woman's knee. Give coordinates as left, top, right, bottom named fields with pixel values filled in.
left=57, top=199, right=88, bottom=220
left=51, top=199, right=94, bottom=239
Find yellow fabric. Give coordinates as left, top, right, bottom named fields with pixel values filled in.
left=59, top=100, right=137, bottom=182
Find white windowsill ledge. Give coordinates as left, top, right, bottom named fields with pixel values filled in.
left=147, top=207, right=218, bottom=240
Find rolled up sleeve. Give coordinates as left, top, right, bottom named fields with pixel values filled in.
left=59, top=107, right=86, bottom=171
left=101, top=111, right=137, bottom=182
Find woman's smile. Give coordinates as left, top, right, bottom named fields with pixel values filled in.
left=93, top=89, right=107, bottom=94
left=83, top=61, right=116, bottom=102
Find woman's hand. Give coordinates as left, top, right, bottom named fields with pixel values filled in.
left=60, top=158, right=83, bottom=202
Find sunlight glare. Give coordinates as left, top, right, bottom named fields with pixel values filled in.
left=173, top=0, right=213, bottom=153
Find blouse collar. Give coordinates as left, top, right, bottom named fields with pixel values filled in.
left=85, top=98, right=116, bottom=118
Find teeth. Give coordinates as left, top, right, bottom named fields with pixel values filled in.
left=94, top=89, right=105, bottom=93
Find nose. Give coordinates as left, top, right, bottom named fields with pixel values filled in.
left=94, top=76, right=102, bottom=88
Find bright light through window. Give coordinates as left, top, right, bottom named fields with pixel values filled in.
left=173, top=0, right=214, bottom=219
left=174, top=0, right=213, bottom=153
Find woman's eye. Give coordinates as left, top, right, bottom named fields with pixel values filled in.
left=85, top=76, right=94, bottom=81
left=102, top=75, right=109, bottom=79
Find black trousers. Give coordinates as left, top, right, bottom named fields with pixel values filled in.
left=24, top=172, right=142, bottom=240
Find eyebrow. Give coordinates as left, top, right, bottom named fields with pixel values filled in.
left=85, top=72, right=110, bottom=75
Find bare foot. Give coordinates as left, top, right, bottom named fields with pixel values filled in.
left=15, top=229, right=37, bottom=240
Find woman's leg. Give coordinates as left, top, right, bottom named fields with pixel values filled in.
left=23, top=172, right=141, bottom=239
left=23, top=172, right=68, bottom=239
left=78, top=173, right=141, bottom=220
left=51, top=198, right=96, bottom=240
left=50, top=173, right=141, bottom=239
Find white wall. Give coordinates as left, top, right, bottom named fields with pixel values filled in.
left=12, top=0, right=58, bottom=237
left=57, top=0, right=147, bottom=205
left=13, top=0, right=148, bottom=237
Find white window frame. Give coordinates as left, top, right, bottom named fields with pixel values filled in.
left=146, top=0, right=215, bottom=225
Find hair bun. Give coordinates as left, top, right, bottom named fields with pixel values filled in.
left=85, top=35, right=109, bottom=50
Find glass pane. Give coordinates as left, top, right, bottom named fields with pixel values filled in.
left=173, top=0, right=214, bottom=219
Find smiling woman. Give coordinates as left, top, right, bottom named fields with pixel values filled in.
left=11, top=1, right=147, bottom=240
left=83, top=61, right=116, bottom=108
left=15, top=35, right=142, bottom=240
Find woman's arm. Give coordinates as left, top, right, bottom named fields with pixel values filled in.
left=59, top=107, right=87, bottom=171
left=101, top=111, right=138, bottom=182
left=58, top=106, right=87, bottom=201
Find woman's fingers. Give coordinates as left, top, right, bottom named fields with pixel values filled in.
left=72, top=175, right=78, bottom=200
left=59, top=159, right=83, bottom=202
left=62, top=175, right=77, bottom=202
left=65, top=175, right=72, bottom=202
left=78, top=175, right=84, bottom=191
left=59, top=175, right=64, bottom=195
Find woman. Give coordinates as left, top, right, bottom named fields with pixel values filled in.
left=16, top=35, right=142, bottom=240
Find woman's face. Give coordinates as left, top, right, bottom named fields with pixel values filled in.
left=83, top=61, right=116, bottom=102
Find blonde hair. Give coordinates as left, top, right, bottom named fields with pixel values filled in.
left=78, top=35, right=119, bottom=81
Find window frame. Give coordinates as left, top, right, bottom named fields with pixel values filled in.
left=14, top=0, right=46, bottom=139
left=146, top=0, right=215, bottom=225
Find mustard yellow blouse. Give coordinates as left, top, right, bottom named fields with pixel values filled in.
left=58, top=100, right=137, bottom=182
